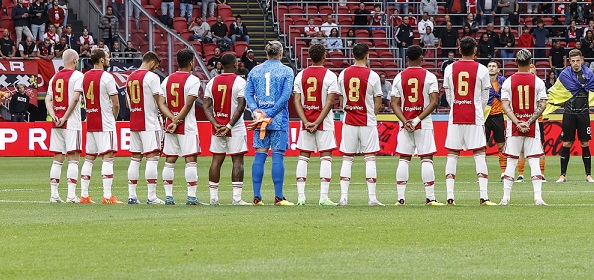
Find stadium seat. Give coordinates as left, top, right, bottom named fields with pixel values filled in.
left=150, top=0, right=162, bottom=12
left=368, top=51, right=378, bottom=58
left=192, top=6, right=202, bottom=20
left=372, top=30, right=386, bottom=38
left=142, top=5, right=157, bottom=16
left=223, top=17, right=235, bottom=27
left=355, top=29, right=369, bottom=38
left=173, top=17, right=188, bottom=33
left=374, top=40, right=389, bottom=48
left=313, top=17, right=323, bottom=26
left=206, top=17, right=217, bottom=26
left=234, top=41, right=249, bottom=58
left=276, top=5, right=288, bottom=19
left=535, top=61, right=550, bottom=68
left=338, top=17, right=353, bottom=26
left=217, top=4, right=232, bottom=18
left=221, top=51, right=237, bottom=57
left=369, top=60, right=382, bottom=69
left=1, top=17, right=14, bottom=33
left=203, top=43, right=217, bottom=55
left=288, top=5, right=303, bottom=17
left=319, top=5, right=333, bottom=15
left=191, top=41, right=203, bottom=54
left=179, top=30, right=192, bottom=40
left=306, top=5, right=319, bottom=17
left=378, top=51, right=394, bottom=59
left=139, top=0, right=148, bottom=5
left=293, top=17, right=308, bottom=26
left=323, top=61, right=334, bottom=69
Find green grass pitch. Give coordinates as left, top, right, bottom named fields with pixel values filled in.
left=1, top=156, right=594, bottom=279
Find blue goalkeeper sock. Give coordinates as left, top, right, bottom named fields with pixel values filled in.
left=252, top=151, right=267, bottom=199
left=271, top=150, right=285, bottom=198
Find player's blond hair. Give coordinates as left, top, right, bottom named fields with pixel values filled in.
left=516, top=48, right=532, bottom=66
left=62, top=49, right=79, bottom=68
left=265, top=41, right=283, bottom=59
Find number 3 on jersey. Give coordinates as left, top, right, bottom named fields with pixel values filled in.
left=348, top=77, right=360, bottom=102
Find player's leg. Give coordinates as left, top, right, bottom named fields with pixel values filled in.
left=474, top=148, right=495, bottom=205
left=49, top=153, right=65, bottom=202
left=185, top=155, right=202, bottom=205
left=270, top=130, right=292, bottom=205
left=65, top=150, right=81, bottom=203
left=100, top=131, right=121, bottom=204
left=558, top=113, right=576, bottom=182
left=539, top=121, right=546, bottom=181
left=338, top=124, right=357, bottom=206
left=318, top=151, right=336, bottom=206
left=80, top=132, right=98, bottom=204
left=501, top=137, right=521, bottom=205
left=145, top=151, right=163, bottom=204
left=127, top=154, right=142, bottom=204
left=444, top=124, right=464, bottom=205
left=231, top=154, right=249, bottom=205
left=296, top=151, right=310, bottom=205
left=493, top=114, right=507, bottom=177
left=517, top=152, right=525, bottom=182
left=524, top=137, right=546, bottom=205
left=252, top=131, right=269, bottom=204
left=421, top=156, right=442, bottom=206
left=208, top=153, right=226, bottom=205
left=395, top=129, right=414, bottom=205
left=162, top=133, right=180, bottom=205
left=578, top=114, right=592, bottom=181
left=361, top=125, right=382, bottom=206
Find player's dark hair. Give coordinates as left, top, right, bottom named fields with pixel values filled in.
left=142, top=51, right=161, bottom=64
left=459, top=36, right=476, bottom=56
left=220, top=53, right=237, bottom=68
left=90, top=48, right=107, bottom=65
left=487, top=60, right=500, bottom=67
left=308, top=44, right=326, bottom=63
left=352, top=43, right=369, bottom=60
left=176, top=49, right=194, bottom=68
left=406, top=45, right=423, bottom=61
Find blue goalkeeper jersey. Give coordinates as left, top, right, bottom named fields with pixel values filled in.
left=245, top=60, right=293, bottom=131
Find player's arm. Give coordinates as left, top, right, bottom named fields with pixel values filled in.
left=45, top=81, right=58, bottom=124
left=502, top=100, right=520, bottom=125
left=443, top=67, right=453, bottom=105
left=202, top=96, right=219, bottom=126
left=173, top=95, right=197, bottom=124
left=372, top=74, right=383, bottom=115
left=480, top=71, right=491, bottom=110
left=374, top=96, right=382, bottom=115
left=110, top=94, right=120, bottom=120
left=264, top=71, right=293, bottom=118
left=61, top=90, right=81, bottom=124
left=293, top=91, right=309, bottom=124
left=243, top=75, right=259, bottom=115
left=418, top=92, right=438, bottom=121
left=314, top=92, right=336, bottom=126
left=155, top=95, right=175, bottom=120
left=527, top=82, right=548, bottom=124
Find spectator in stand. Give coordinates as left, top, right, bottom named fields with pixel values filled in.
left=48, top=0, right=64, bottom=37
left=464, top=13, right=479, bottom=34
left=91, top=39, right=110, bottom=53
left=545, top=71, right=556, bottom=89
left=211, top=15, right=232, bottom=45
left=321, top=14, right=337, bottom=37
left=9, top=84, right=29, bottom=122
left=434, top=14, right=451, bottom=36
left=62, top=24, right=77, bottom=52
left=565, top=0, right=584, bottom=25
left=29, top=0, right=47, bottom=42
left=438, top=21, right=459, bottom=58
left=236, top=61, right=248, bottom=79
left=549, top=39, right=567, bottom=77
left=79, top=41, right=91, bottom=58
left=395, top=15, right=413, bottom=62
left=549, top=16, right=565, bottom=37
left=518, top=25, right=534, bottom=49
left=179, top=0, right=194, bottom=25
left=370, top=4, right=385, bottom=32
left=189, top=17, right=211, bottom=42
left=111, top=40, right=121, bottom=54
left=500, top=26, right=515, bottom=64
left=55, top=0, right=69, bottom=29
left=478, top=33, right=494, bottom=66
left=12, top=0, right=34, bottom=44
left=446, top=0, right=466, bottom=25
left=585, top=20, right=594, bottom=37
left=127, top=0, right=141, bottom=29
left=498, top=0, right=518, bottom=28
left=44, top=24, right=60, bottom=45
left=326, top=28, right=343, bottom=52
left=390, top=9, right=403, bottom=29
left=527, top=0, right=539, bottom=14
left=207, top=47, right=221, bottom=71
left=478, top=0, right=497, bottom=25
left=441, top=50, right=455, bottom=75
left=582, top=30, right=594, bottom=64
left=37, top=38, right=54, bottom=60
left=462, top=25, right=475, bottom=37
left=202, top=0, right=216, bottom=20
left=229, top=15, right=250, bottom=45
left=0, top=29, right=16, bottom=58
left=304, top=17, right=319, bottom=46
left=311, top=31, right=326, bottom=48
left=241, top=48, right=258, bottom=71
left=123, top=40, right=139, bottom=63
left=79, top=26, right=94, bottom=46
left=53, top=36, right=68, bottom=58
left=210, top=60, right=223, bottom=77
left=467, top=0, right=478, bottom=15
left=18, top=37, right=38, bottom=58
left=161, top=0, right=174, bottom=19
left=99, top=6, right=119, bottom=50
left=111, top=0, right=124, bottom=25
left=379, top=72, right=391, bottom=112
left=484, top=23, right=500, bottom=47
left=216, top=0, right=227, bottom=5
left=566, top=20, right=582, bottom=49
left=344, top=29, right=357, bottom=57
left=418, top=12, right=433, bottom=35
left=395, top=0, right=408, bottom=15
left=421, top=26, right=438, bottom=58
left=421, top=0, right=438, bottom=15
left=353, top=2, right=370, bottom=31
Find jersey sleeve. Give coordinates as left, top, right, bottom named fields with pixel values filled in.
left=244, top=71, right=258, bottom=111
left=500, top=77, right=512, bottom=101
left=426, top=71, right=439, bottom=94
left=147, top=72, right=162, bottom=96
left=160, top=78, right=167, bottom=97
left=391, top=73, right=402, bottom=98
left=337, top=70, right=346, bottom=98
left=203, top=79, right=214, bottom=99
left=535, top=78, right=548, bottom=101
left=479, top=65, right=491, bottom=109
left=105, top=73, right=118, bottom=96
left=187, top=76, right=201, bottom=97
left=47, top=76, right=54, bottom=97
left=293, top=71, right=303, bottom=95
left=369, top=71, right=383, bottom=97
left=72, top=72, right=84, bottom=93
left=325, top=70, right=339, bottom=94
left=234, top=77, right=246, bottom=98
left=443, top=65, right=453, bottom=105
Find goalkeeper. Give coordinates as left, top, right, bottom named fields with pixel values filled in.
left=244, top=41, right=295, bottom=206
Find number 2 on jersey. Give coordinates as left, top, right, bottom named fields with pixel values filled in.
left=170, top=83, right=180, bottom=107
left=217, top=84, right=228, bottom=110
left=306, top=77, right=317, bottom=102
left=85, top=80, right=95, bottom=105
left=54, top=79, right=64, bottom=102
left=517, top=85, right=530, bottom=110
left=457, top=71, right=469, bottom=96
left=128, top=80, right=141, bottom=104
left=407, top=78, right=419, bottom=102
left=348, top=77, right=360, bottom=102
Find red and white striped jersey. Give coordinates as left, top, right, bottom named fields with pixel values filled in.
left=338, top=65, right=382, bottom=126
left=443, top=60, right=491, bottom=125
left=47, top=68, right=84, bottom=130
left=83, top=69, right=118, bottom=132
left=161, top=71, right=200, bottom=135
left=391, top=67, right=438, bottom=130
left=126, top=69, right=162, bottom=132
left=204, top=73, right=247, bottom=136
left=501, top=72, right=548, bottom=138
left=293, top=66, right=338, bottom=131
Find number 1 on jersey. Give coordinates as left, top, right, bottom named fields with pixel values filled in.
left=265, top=72, right=270, bottom=96
left=517, top=85, right=530, bottom=110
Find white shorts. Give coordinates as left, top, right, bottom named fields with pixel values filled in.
left=49, top=128, right=82, bottom=154
left=339, top=124, right=380, bottom=154
left=163, top=133, right=200, bottom=157
left=297, top=129, right=337, bottom=153
left=129, top=130, right=163, bottom=155
left=86, top=131, right=118, bottom=156
left=503, top=136, right=544, bottom=159
left=396, top=129, right=437, bottom=157
left=210, top=134, right=248, bottom=155
left=445, top=124, right=486, bottom=151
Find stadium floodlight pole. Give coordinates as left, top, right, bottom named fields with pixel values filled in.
left=148, top=22, right=154, bottom=51
left=102, top=0, right=106, bottom=15
left=125, top=0, right=130, bottom=40
left=168, top=34, right=173, bottom=74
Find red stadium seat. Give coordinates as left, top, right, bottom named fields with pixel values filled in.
left=150, top=0, right=162, bottom=12
left=338, top=17, right=352, bottom=26
left=173, top=17, right=188, bottom=33
left=288, top=5, right=303, bottom=17
left=323, top=61, right=334, bottom=69
left=306, top=5, right=319, bottom=17
left=221, top=51, right=237, bottom=57
left=203, top=43, right=217, bottom=56
left=217, top=4, right=232, bottom=18
left=191, top=41, right=203, bottom=54
left=234, top=41, right=249, bottom=58
left=293, top=17, right=308, bottom=26
left=206, top=16, right=217, bottom=26
left=223, top=17, right=235, bottom=27
left=319, top=5, right=333, bottom=15
left=372, top=30, right=386, bottom=38
left=374, top=40, right=389, bottom=48
left=355, top=29, right=369, bottom=38
left=142, top=5, right=156, bottom=16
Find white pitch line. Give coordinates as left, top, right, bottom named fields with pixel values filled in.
left=0, top=200, right=48, bottom=203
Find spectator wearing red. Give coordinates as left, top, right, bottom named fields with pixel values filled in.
left=48, top=0, right=65, bottom=38
left=370, top=4, right=386, bottom=32
left=566, top=20, right=582, bottom=49
left=517, top=26, right=534, bottom=49
left=446, top=0, right=466, bottom=25
left=44, top=24, right=60, bottom=45
left=79, top=26, right=95, bottom=46
left=37, top=38, right=54, bottom=60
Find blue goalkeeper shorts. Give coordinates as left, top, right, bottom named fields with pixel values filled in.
left=253, top=129, right=289, bottom=151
